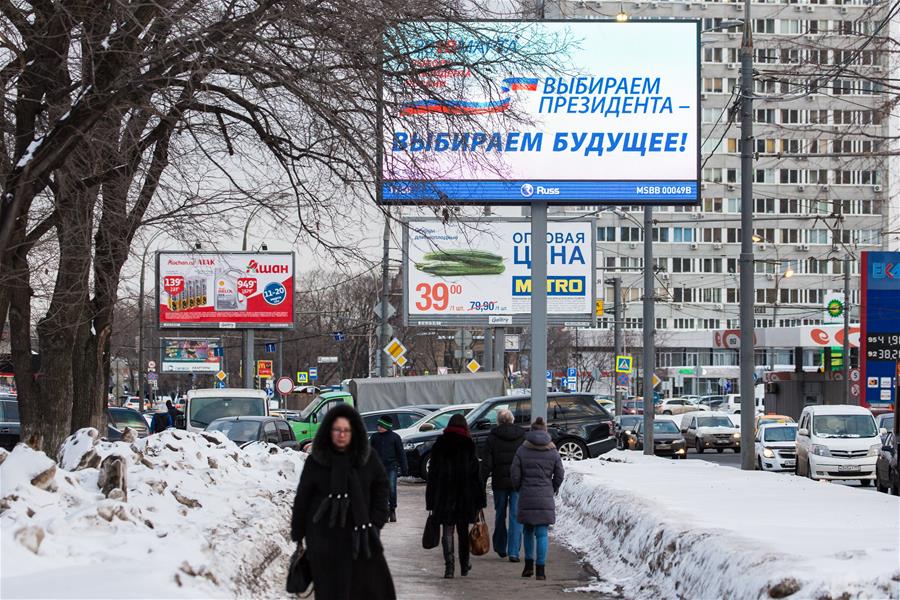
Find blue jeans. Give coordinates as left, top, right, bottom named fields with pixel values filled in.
left=386, top=468, right=398, bottom=510
left=523, top=524, right=549, bottom=566
left=493, top=490, right=522, bottom=558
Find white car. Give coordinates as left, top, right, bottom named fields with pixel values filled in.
left=721, top=393, right=765, bottom=415
left=681, top=412, right=741, bottom=453
left=755, top=423, right=798, bottom=471
left=656, top=398, right=709, bottom=415
left=795, top=404, right=880, bottom=485
left=394, top=403, right=478, bottom=440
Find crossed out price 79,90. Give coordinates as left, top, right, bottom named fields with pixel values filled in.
left=469, top=301, right=498, bottom=311
left=414, top=282, right=462, bottom=311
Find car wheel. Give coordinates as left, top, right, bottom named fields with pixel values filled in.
left=807, top=459, right=816, bottom=481
left=558, top=439, right=588, bottom=461
left=300, top=440, right=313, bottom=453
left=663, top=410, right=672, bottom=415
left=859, top=479, right=871, bottom=487
left=695, top=439, right=703, bottom=454
left=876, top=476, right=887, bottom=493
left=717, top=448, right=724, bottom=454
left=421, top=454, right=431, bottom=480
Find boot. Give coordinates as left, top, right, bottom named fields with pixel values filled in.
left=460, top=555, right=472, bottom=577
left=442, top=538, right=455, bottom=579
left=522, top=559, right=534, bottom=578
left=389, top=509, right=397, bottom=523
left=536, top=565, right=546, bottom=581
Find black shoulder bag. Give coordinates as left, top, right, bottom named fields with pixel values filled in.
left=286, top=544, right=313, bottom=596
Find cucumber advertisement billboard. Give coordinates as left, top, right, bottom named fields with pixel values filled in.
left=157, top=251, right=294, bottom=329
left=403, top=219, right=595, bottom=326
left=380, top=20, right=700, bottom=205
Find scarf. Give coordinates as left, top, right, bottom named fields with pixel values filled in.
left=444, top=425, right=470, bottom=438
left=311, top=451, right=382, bottom=559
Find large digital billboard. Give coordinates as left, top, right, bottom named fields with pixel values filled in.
left=380, top=20, right=700, bottom=205
left=161, top=338, right=222, bottom=373
left=860, top=251, right=899, bottom=408
left=157, top=252, right=294, bottom=329
left=403, top=219, right=595, bottom=326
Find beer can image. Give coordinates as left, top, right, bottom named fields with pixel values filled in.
left=186, top=278, right=195, bottom=309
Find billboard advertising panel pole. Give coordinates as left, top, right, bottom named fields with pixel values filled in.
left=531, top=203, right=548, bottom=423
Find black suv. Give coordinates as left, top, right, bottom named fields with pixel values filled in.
left=0, top=395, right=20, bottom=451
left=403, top=393, right=615, bottom=479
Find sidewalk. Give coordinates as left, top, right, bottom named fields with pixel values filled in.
left=381, top=480, right=609, bottom=598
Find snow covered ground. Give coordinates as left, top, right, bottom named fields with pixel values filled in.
left=556, top=451, right=900, bottom=600
left=1, top=429, right=303, bottom=599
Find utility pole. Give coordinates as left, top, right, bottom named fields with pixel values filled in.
left=278, top=331, right=284, bottom=379
left=137, top=230, right=165, bottom=411
left=843, top=256, right=851, bottom=401
left=494, top=328, right=506, bottom=379
left=377, top=209, right=391, bottom=377
left=241, top=209, right=263, bottom=390
left=739, top=0, right=756, bottom=470
left=530, top=202, right=548, bottom=423
left=613, top=277, right=623, bottom=416
left=642, top=207, right=655, bottom=454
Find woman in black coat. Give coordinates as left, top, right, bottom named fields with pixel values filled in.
left=291, top=404, right=395, bottom=599
left=425, top=413, right=486, bottom=579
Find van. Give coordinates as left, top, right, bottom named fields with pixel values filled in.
left=287, top=391, right=355, bottom=449
left=795, top=404, right=880, bottom=485
left=184, top=388, right=268, bottom=433
left=721, top=391, right=765, bottom=415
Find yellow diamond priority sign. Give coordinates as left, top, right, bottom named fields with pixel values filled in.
left=216, top=370, right=227, bottom=381
left=395, top=355, right=408, bottom=367
left=384, top=337, right=408, bottom=363
left=466, top=359, right=481, bottom=374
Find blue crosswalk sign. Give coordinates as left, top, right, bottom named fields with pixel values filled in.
left=615, top=355, right=633, bottom=373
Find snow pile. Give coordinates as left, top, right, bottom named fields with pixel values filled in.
left=1, top=429, right=304, bottom=599
left=556, top=451, right=899, bottom=600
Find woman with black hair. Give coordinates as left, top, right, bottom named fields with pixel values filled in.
left=425, top=413, right=486, bottom=579
left=291, top=403, right=395, bottom=599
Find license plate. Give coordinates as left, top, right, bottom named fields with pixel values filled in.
left=716, top=440, right=729, bottom=444
left=783, top=460, right=795, bottom=467
left=838, top=465, right=860, bottom=473
left=657, top=444, right=670, bottom=449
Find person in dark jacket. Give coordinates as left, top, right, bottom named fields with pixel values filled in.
left=370, top=416, right=408, bottom=523
left=291, top=404, right=395, bottom=599
left=425, top=413, right=486, bottom=579
left=481, top=409, right=525, bottom=562
left=510, top=417, right=565, bottom=581
left=165, top=401, right=182, bottom=426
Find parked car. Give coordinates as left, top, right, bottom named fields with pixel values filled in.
left=407, top=404, right=445, bottom=412
left=402, top=393, right=616, bottom=479
left=107, top=407, right=150, bottom=440
left=681, top=412, right=741, bottom=453
left=655, top=398, right=709, bottom=416
left=795, top=405, right=880, bottom=485
left=755, top=414, right=796, bottom=433
left=185, top=388, right=268, bottom=433
left=699, top=395, right=726, bottom=410
left=630, top=419, right=687, bottom=458
left=0, top=395, right=20, bottom=451
left=681, top=395, right=701, bottom=403
left=206, top=416, right=301, bottom=450
left=360, top=407, right=435, bottom=434
left=754, top=423, right=798, bottom=471
left=394, top=404, right=478, bottom=440
left=622, top=401, right=644, bottom=415
left=875, top=413, right=894, bottom=439
left=614, top=415, right=643, bottom=449
left=875, top=430, right=899, bottom=495
left=721, top=393, right=765, bottom=415
left=283, top=390, right=354, bottom=449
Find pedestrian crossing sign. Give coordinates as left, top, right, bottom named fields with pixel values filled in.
left=615, top=355, right=633, bottom=373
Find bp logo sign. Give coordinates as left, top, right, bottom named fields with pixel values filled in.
left=827, top=298, right=844, bottom=318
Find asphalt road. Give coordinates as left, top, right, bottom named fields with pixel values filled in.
left=381, top=479, right=616, bottom=599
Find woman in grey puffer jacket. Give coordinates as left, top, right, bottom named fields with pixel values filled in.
left=510, top=417, right=565, bottom=581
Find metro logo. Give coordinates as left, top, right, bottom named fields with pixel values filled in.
left=246, top=259, right=289, bottom=274
left=871, top=262, right=898, bottom=279
left=512, top=276, right=586, bottom=296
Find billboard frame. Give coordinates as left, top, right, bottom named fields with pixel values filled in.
left=377, top=18, right=702, bottom=207
left=401, top=216, right=597, bottom=327
left=155, top=250, right=296, bottom=331
left=159, top=337, right=223, bottom=374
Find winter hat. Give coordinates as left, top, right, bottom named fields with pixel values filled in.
left=377, top=416, right=393, bottom=430
left=531, top=417, right=547, bottom=431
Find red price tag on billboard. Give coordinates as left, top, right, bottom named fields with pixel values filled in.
left=237, top=278, right=257, bottom=297
left=163, top=276, right=184, bottom=296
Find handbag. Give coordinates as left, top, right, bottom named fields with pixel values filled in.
left=286, top=543, right=313, bottom=596
left=422, top=512, right=441, bottom=549
left=468, top=510, right=490, bottom=556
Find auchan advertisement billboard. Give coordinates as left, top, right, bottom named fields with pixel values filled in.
left=157, top=252, right=294, bottom=329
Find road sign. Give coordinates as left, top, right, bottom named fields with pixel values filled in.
left=265, top=342, right=276, bottom=353
left=216, top=370, right=227, bottom=381
left=147, top=360, right=156, bottom=370
left=466, top=359, right=481, bottom=373
left=850, top=368, right=860, bottom=382
left=561, top=377, right=568, bottom=388
left=147, top=372, right=158, bottom=382
left=567, top=367, right=577, bottom=380
left=567, top=379, right=577, bottom=391
left=652, top=373, right=662, bottom=388
left=454, top=330, right=473, bottom=347
left=850, top=383, right=860, bottom=398
left=438, top=366, right=449, bottom=375
left=396, top=355, right=408, bottom=367
left=615, top=355, right=633, bottom=374
left=215, top=380, right=226, bottom=389
left=595, top=300, right=604, bottom=317
left=309, top=367, right=318, bottom=381
left=374, top=302, right=397, bottom=320
left=318, top=356, right=338, bottom=364
left=256, top=360, right=273, bottom=378
left=332, top=331, right=346, bottom=342
left=276, top=377, right=294, bottom=395
left=617, top=373, right=630, bottom=386
left=546, top=370, right=552, bottom=383
left=296, top=371, right=309, bottom=384
left=384, top=338, right=407, bottom=361
left=675, top=373, right=685, bottom=388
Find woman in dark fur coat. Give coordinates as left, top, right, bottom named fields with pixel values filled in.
left=425, top=413, right=487, bottom=579
left=291, top=403, right=395, bottom=599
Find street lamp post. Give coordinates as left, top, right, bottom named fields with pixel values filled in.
left=242, top=205, right=266, bottom=389
left=138, top=230, right=166, bottom=412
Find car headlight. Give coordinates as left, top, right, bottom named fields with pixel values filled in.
left=868, top=444, right=881, bottom=457
left=403, top=442, right=423, bottom=451
left=762, top=447, right=775, bottom=459
left=811, top=444, right=831, bottom=457
left=732, top=432, right=740, bottom=439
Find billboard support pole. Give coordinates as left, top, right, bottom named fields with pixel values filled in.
left=739, top=0, right=757, bottom=471
left=484, top=326, right=494, bottom=371
left=494, top=328, right=505, bottom=378
left=642, top=207, right=655, bottom=455
left=244, top=330, right=255, bottom=389
left=531, top=202, right=548, bottom=423
left=378, top=210, right=391, bottom=377
left=843, top=255, right=850, bottom=401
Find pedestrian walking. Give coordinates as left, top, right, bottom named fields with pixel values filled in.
left=480, top=409, right=525, bottom=562
left=370, top=416, right=408, bottom=523
left=165, top=400, right=182, bottom=426
left=510, top=417, right=565, bottom=581
left=425, top=413, right=486, bottom=579
left=291, top=404, right=395, bottom=599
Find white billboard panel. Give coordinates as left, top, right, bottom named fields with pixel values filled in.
left=403, top=219, right=595, bottom=326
